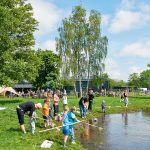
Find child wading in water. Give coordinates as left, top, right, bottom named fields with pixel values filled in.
left=101, top=100, right=106, bottom=113
left=30, top=111, right=36, bottom=134
left=61, top=106, right=69, bottom=147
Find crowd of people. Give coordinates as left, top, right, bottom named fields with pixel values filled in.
left=16, top=89, right=129, bottom=147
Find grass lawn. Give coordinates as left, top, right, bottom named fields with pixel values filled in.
left=0, top=96, right=150, bottom=150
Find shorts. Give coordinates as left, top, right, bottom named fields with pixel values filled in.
left=43, top=115, right=48, bottom=123
left=16, top=108, right=24, bottom=125
left=124, top=97, right=128, bottom=104
left=62, top=128, right=69, bottom=136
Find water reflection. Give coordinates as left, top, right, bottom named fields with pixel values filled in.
left=122, top=113, right=128, bottom=126
left=76, top=112, right=150, bottom=150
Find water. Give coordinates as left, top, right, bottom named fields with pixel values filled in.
left=75, top=112, right=150, bottom=150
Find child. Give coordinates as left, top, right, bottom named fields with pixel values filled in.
left=67, top=106, right=80, bottom=144
left=61, top=106, right=69, bottom=147
left=62, top=92, right=68, bottom=109
left=101, top=100, right=106, bottom=113
left=49, top=101, right=53, bottom=120
left=42, top=97, right=50, bottom=128
left=120, top=92, right=124, bottom=102
left=47, top=92, right=53, bottom=121
left=84, top=99, right=89, bottom=116
left=53, top=90, right=60, bottom=119
left=123, top=90, right=128, bottom=107
left=30, top=111, right=36, bottom=134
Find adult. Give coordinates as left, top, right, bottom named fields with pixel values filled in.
left=53, top=90, right=61, bottom=118
left=16, top=101, right=42, bottom=133
left=79, top=95, right=89, bottom=118
left=88, top=89, right=94, bottom=111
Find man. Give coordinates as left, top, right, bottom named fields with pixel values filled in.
left=16, top=101, right=42, bottom=133
left=88, top=89, right=94, bottom=111
left=79, top=95, right=89, bottom=118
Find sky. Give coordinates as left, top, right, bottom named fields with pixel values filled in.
left=28, top=0, right=150, bottom=81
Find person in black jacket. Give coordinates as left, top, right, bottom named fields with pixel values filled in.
left=16, top=101, right=42, bottom=133
left=79, top=95, right=89, bottom=118
left=88, top=89, right=94, bottom=111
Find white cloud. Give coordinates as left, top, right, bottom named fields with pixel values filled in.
left=119, top=40, right=150, bottom=57
left=110, top=0, right=150, bottom=33
left=128, top=61, right=135, bottom=65
left=29, top=0, right=63, bottom=35
left=101, top=14, right=110, bottom=26
left=140, top=3, right=150, bottom=13
left=110, top=10, right=142, bottom=33
left=105, top=58, right=121, bottom=80
left=41, top=40, right=56, bottom=53
left=129, top=66, right=145, bottom=74
left=120, top=0, right=136, bottom=10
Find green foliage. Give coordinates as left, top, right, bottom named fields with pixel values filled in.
left=147, top=63, right=150, bottom=68
left=61, top=79, right=74, bottom=88
left=0, top=0, right=39, bottom=86
left=33, top=49, right=62, bottom=90
left=91, top=73, right=109, bottom=90
left=87, top=10, right=108, bottom=77
left=56, top=5, right=108, bottom=94
left=128, top=73, right=140, bottom=87
left=127, top=64, right=150, bottom=88
left=140, top=70, right=150, bottom=88
left=109, top=79, right=127, bottom=89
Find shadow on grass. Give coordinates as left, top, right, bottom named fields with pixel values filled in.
left=7, top=127, right=20, bottom=132
left=130, top=96, right=150, bottom=99
left=0, top=99, right=23, bottom=105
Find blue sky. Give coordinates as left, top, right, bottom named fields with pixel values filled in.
left=29, top=0, right=150, bottom=81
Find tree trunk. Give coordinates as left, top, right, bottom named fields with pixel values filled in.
left=86, top=59, right=90, bottom=93
left=74, top=82, right=77, bottom=98
left=79, top=75, right=82, bottom=97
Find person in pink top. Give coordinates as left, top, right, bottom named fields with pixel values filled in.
left=53, top=90, right=61, bottom=118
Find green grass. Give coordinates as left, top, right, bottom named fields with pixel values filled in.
left=0, top=96, right=150, bottom=150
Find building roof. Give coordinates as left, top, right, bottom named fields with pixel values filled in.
left=14, top=84, right=33, bottom=89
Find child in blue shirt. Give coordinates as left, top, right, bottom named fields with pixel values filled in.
left=61, top=106, right=69, bottom=147
left=67, top=106, right=79, bottom=144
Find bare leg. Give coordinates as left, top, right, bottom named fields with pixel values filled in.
left=20, top=124, right=26, bottom=133
left=64, top=135, right=68, bottom=147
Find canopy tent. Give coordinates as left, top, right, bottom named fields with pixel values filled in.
left=0, top=87, right=3, bottom=93
left=0, top=87, right=20, bottom=96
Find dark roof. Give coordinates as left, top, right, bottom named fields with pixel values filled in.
left=14, top=84, right=33, bottom=89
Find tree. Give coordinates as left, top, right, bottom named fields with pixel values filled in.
left=139, top=70, right=150, bottom=88
left=91, top=73, right=109, bottom=90
left=86, top=10, right=108, bottom=92
left=128, top=73, right=140, bottom=87
left=33, top=50, right=62, bottom=90
left=109, top=79, right=127, bottom=90
left=56, top=6, right=108, bottom=96
left=0, top=0, right=39, bottom=86
left=147, top=63, right=150, bottom=68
